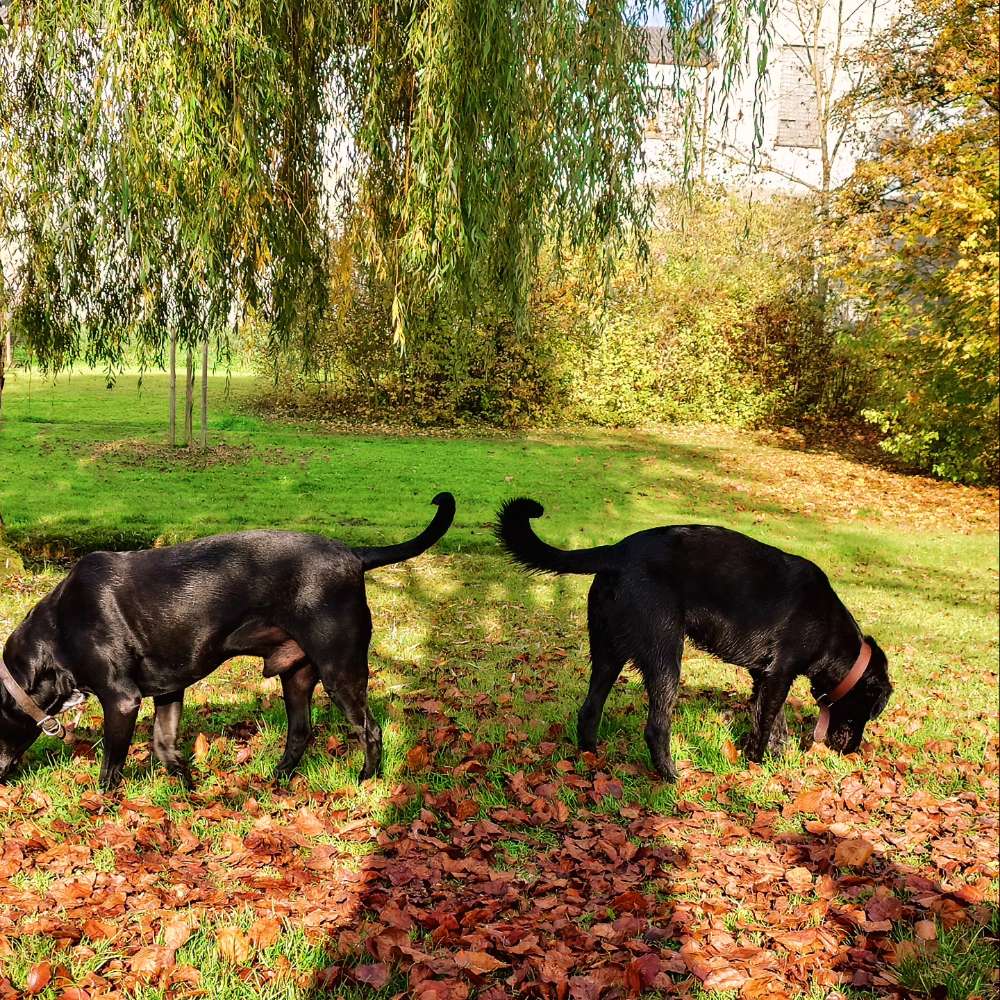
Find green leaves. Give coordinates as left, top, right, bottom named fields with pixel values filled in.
left=1, top=0, right=768, bottom=373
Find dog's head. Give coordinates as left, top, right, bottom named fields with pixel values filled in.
left=0, top=708, right=40, bottom=782
left=0, top=633, right=83, bottom=783
left=824, top=636, right=892, bottom=754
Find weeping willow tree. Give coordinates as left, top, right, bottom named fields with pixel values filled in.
left=0, top=0, right=769, bottom=422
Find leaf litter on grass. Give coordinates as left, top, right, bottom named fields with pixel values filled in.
left=0, top=667, right=996, bottom=1000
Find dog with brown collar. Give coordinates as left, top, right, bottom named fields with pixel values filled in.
left=496, top=498, right=892, bottom=779
left=0, top=493, right=455, bottom=790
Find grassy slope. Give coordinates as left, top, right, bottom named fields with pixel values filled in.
left=0, top=370, right=997, bottom=999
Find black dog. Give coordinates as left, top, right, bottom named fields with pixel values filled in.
left=0, top=493, right=455, bottom=790
left=496, top=498, right=891, bottom=779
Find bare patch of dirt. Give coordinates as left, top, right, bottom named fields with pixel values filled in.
left=90, top=439, right=290, bottom=471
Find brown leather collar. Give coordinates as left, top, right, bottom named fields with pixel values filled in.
left=813, top=640, right=871, bottom=743
left=0, top=659, right=66, bottom=738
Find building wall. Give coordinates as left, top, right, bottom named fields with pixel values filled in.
left=642, top=0, right=899, bottom=195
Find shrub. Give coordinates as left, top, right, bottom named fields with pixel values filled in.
left=251, top=190, right=859, bottom=435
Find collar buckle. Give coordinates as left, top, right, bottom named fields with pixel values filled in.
left=40, top=716, right=65, bottom=738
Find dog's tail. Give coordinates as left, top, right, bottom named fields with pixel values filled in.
left=495, top=497, right=618, bottom=575
left=355, top=492, right=456, bottom=571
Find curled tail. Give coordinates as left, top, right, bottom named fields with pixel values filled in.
left=495, top=497, right=618, bottom=575
left=355, top=492, right=456, bottom=571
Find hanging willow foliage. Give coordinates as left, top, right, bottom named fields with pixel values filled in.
left=0, top=0, right=768, bottom=371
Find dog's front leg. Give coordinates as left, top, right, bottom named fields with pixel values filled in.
left=745, top=673, right=793, bottom=763
left=643, top=670, right=681, bottom=781
left=153, top=692, right=193, bottom=788
left=98, top=688, right=142, bottom=791
left=274, top=662, right=319, bottom=782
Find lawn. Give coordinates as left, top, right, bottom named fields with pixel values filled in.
left=0, top=370, right=997, bottom=1000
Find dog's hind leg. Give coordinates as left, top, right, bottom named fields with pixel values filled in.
left=153, top=691, right=193, bottom=788
left=274, top=661, right=319, bottom=782
left=301, top=600, right=381, bottom=783
left=579, top=577, right=627, bottom=753
left=98, top=685, right=142, bottom=791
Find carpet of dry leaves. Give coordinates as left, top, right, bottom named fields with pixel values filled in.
left=0, top=665, right=996, bottom=999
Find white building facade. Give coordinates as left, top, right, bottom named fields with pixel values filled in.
left=642, top=0, right=899, bottom=196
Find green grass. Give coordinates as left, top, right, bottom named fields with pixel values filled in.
left=0, top=369, right=997, bottom=999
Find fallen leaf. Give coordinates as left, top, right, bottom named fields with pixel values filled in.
left=703, top=967, right=747, bottom=992
left=250, top=916, right=282, bottom=949
left=834, top=837, right=874, bottom=868
left=914, top=920, right=937, bottom=941
left=216, top=928, right=251, bottom=964
left=353, top=963, right=390, bottom=988
left=193, top=733, right=210, bottom=762
left=454, top=950, right=505, bottom=975
left=130, top=946, right=175, bottom=979
left=24, top=964, right=51, bottom=995
left=162, top=917, right=192, bottom=951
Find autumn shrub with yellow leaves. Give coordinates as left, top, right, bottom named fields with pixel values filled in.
left=834, top=0, right=999, bottom=483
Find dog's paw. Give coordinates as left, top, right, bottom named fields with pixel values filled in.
left=653, top=761, right=679, bottom=783
left=272, top=766, right=295, bottom=787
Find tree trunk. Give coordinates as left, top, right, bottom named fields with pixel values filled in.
left=200, top=335, right=208, bottom=449
left=169, top=328, right=177, bottom=446
left=0, top=317, right=10, bottom=416
left=184, top=348, right=194, bottom=447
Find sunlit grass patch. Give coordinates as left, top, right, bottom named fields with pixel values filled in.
left=895, top=914, right=999, bottom=1000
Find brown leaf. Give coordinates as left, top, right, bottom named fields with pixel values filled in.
left=722, top=740, right=740, bottom=765
left=25, top=964, right=52, bottom=996
left=193, top=733, right=210, bottom=762
left=293, top=808, right=326, bottom=836
left=216, top=928, right=251, bottom=964
left=626, top=953, right=661, bottom=993
left=612, top=891, right=649, bottom=915
left=785, top=866, right=813, bottom=890
left=834, top=837, right=874, bottom=868
left=58, top=990, right=91, bottom=1000
left=790, top=788, right=823, bottom=813
left=407, top=745, right=431, bottom=771
left=454, top=950, right=505, bottom=975
left=914, top=920, right=937, bottom=941
left=250, top=916, right=282, bottom=950
left=82, top=918, right=116, bottom=941
left=130, top=946, right=175, bottom=979
left=703, top=967, right=748, bottom=992
left=353, top=963, right=390, bottom=988
left=162, top=917, right=192, bottom=952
